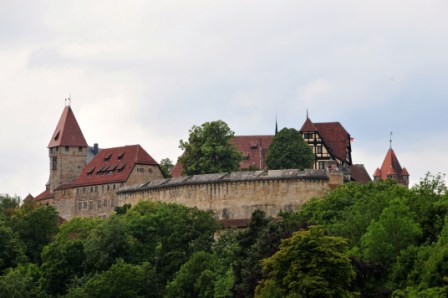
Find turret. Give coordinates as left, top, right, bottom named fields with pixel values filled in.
left=48, top=105, right=88, bottom=191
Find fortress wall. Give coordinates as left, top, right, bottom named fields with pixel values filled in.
left=117, top=170, right=345, bottom=220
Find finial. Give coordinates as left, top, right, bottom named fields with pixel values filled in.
left=65, top=93, right=71, bottom=107
left=389, top=131, right=393, bottom=149
left=306, top=109, right=309, bottom=119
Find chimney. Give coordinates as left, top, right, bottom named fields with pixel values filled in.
left=94, top=143, right=99, bottom=154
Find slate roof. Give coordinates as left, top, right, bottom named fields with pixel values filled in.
left=300, top=118, right=351, bottom=162
left=171, top=135, right=273, bottom=177
left=72, top=145, right=158, bottom=187
left=48, top=106, right=88, bottom=148
left=373, top=148, right=409, bottom=184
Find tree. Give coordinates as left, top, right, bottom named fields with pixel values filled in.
left=179, top=120, right=242, bottom=175
left=361, top=200, right=422, bottom=267
left=160, top=158, right=174, bottom=178
left=10, top=204, right=59, bottom=264
left=255, top=226, right=357, bottom=298
left=266, top=128, right=314, bottom=170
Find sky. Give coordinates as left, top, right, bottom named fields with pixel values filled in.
left=1, top=0, right=448, bottom=198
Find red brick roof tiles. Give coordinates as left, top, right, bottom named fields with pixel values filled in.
left=171, top=135, right=273, bottom=177
left=34, top=189, right=55, bottom=201
left=376, top=148, right=408, bottom=184
left=74, top=145, right=158, bottom=187
left=314, top=122, right=350, bottom=162
left=300, top=117, right=318, bottom=132
left=349, top=164, right=372, bottom=184
left=48, top=106, right=88, bottom=148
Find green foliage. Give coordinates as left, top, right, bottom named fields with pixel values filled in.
left=0, top=221, right=26, bottom=274
left=179, top=120, right=242, bottom=175
left=40, top=239, right=86, bottom=296
left=160, top=158, right=174, bottom=178
left=361, top=200, right=422, bottom=267
left=165, top=252, right=217, bottom=298
left=0, top=263, right=43, bottom=298
left=266, top=127, right=314, bottom=170
left=66, top=259, right=159, bottom=298
left=255, top=226, right=357, bottom=298
left=0, top=194, right=20, bottom=217
left=10, top=204, right=59, bottom=263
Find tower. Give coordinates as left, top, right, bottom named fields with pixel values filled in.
left=48, top=105, right=88, bottom=192
left=373, top=148, right=409, bottom=187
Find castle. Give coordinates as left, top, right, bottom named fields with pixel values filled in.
left=26, top=104, right=408, bottom=222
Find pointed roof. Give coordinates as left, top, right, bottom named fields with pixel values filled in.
left=377, top=148, right=408, bottom=183
left=373, top=168, right=381, bottom=177
left=300, top=117, right=318, bottom=132
left=48, top=106, right=88, bottom=148
left=71, top=145, right=158, bottom=187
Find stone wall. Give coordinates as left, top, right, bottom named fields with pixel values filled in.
left=117, top=169, right=346, bottom=220
left=49, top=146, right=87, bottom=192
left=53, top=164, right=164, bottom=220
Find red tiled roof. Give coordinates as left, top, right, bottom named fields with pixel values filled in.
left=48, top=106, right=88, bottom=148
left=74, top=145, right=158, bottom=187
left=377, top=148, right=408, bottom=183
left=300, top=117, right=318, bottom=132
left=401, top=167, right=409, bottom=176
left=349, top=164, right=372, bottom=184
left=373, top=168, right=381, bottom=177
left=34, top=189, right=55, bottom=201
left=314, top=122, right=350, bottom=162
left=171, top=135, right=273, bottom=177
left=23, top=194, right=35, bottom=201
left=231, top=135, right=273, bottom=170
left=300, top=118, right=351, bottom=163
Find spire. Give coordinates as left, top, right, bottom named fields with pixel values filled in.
left=275, top=116, right=278, bottom=135
left=48, top=105, right=88, bottom=148
left=389, top=131, right=393, bottom=149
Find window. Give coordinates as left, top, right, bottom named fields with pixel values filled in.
left=98, top=200, right=102, bottom=208
left=95, top=186, right=98, bottom=192
left=90, top=187, right=93, bottom=193
left=148, top=168, right=153, bottom=173
left=76, top=188, right=79, bottom=194
left=65, top=146, right=69, bottom=152
left=111, top=199, right=115, bottom=207
left=319, top=162, right=325, bottom=169
left=77, top=202, right=82, bottom=210
left=107, top=185, right=110, bottom=190
left=304, top=132, right=313, bottom=139
left=78, top=147, right=83, bottom=152
left=83, top=202, right=87, bottom=209
left=317, top=146, right=322, bottom=154
left=89, top=201, right=93, bottom=210
left=113, top=184, right=116, bottom=190
left=104, top=199, right=108, bottom=207
left=52, top=157, right=57, bottom=171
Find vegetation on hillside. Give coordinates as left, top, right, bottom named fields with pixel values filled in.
left=2, top=174, right=448, bottom=297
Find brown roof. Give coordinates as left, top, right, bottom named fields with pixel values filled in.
left=74, top=145, right=158, bottom=187
left=48, top=106, right=88, bottom=148
left=374, top=148, right=408, bottom=183
left=34, top=189, right=55, bottom=201
left=349, top=164, right=372, bottom=184
left=23, top=194, right=35, bottom=201
left=171, top=135, right=273, bottom=177
left=231, top=135, right=273, bottom=170
left=314, top=122, right=350, bottom=162
left=300, top=117, right=318, bottom=131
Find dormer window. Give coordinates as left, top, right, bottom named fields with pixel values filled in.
left=104, top=153, right=112, bottom=161
left=250, top=142, right=258, bottom=149
left=87, top=167, right=95, bottom=177
left=54, top=131, right=60, bottom=141
left=117, top=163, right=126, bottom=173
left=117, top=152, right=125, bottom=160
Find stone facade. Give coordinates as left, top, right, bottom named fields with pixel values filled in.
left=118, top=169, right=346, bottom=220
left=49, top=146, right=87, bottom=192
left=53, top=164, right=164, bottom=220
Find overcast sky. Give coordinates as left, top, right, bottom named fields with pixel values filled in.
left=2, top=0, right=448, bottom=198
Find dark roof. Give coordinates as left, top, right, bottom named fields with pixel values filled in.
left=374, top=148, right=408, bottom=184
left=300, top=117, right=351, bottom=162
left=48, top=106, right=88, bottom=148
left=314, top=122, right=350, bottom=162
left=349, top=164, right=372, bottom=184
left=74, top=145, right=158, bottom=187
left=171, top=135, right=273, bottom=177
left=23, top=194, right=35, bottom=201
